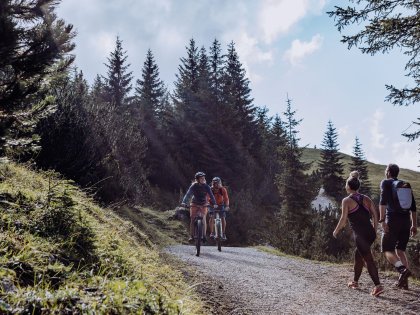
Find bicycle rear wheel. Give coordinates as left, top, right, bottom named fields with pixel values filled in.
left=195, top=219, right=202, bottom=257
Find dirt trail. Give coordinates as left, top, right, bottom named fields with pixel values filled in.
left=166, top=245, right=420, bottom=315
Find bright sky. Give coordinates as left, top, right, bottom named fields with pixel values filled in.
left=57, top=0, right=419, bottom=171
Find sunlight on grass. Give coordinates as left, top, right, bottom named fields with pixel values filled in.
left=0, top=162, right=204, bottom=314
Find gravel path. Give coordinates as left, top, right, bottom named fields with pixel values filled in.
left=166, top=245, right=420, bottom=315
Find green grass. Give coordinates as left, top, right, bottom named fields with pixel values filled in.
left=0, top=162, right=203, bottom=314
left=114, top=206, right=188, bottom=247
left=255, top=245, right=352, bottom=267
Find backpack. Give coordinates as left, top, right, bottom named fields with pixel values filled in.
left=392, top=180, right=413, bottom=212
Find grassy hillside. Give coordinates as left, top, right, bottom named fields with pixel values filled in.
left=0, top=162, right=202, bottom=314
left=302, top=147, right=420, bottom=205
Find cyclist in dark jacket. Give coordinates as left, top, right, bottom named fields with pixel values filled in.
left=181, top=172, right=217, bottom=242
left=333, top=171, right=383, bottom=296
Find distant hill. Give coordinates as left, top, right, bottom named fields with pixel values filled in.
left=302, top=147, right=420, bottom=206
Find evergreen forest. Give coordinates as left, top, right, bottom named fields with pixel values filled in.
left=1, top=3, right=420, bottom=308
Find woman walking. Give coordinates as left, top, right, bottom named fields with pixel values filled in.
left=333, top=171, right=384, bottom=296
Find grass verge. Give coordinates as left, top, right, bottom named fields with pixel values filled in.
left=0, top=162, right=203, bottom=314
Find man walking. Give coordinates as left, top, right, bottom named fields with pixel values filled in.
left=379, top=163, right=417, bottom=289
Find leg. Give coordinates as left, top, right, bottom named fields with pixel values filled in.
left=203, top=214, right=207, bottom=237
left=363, top=251, right=380, bottom=286
left=382, top=222, right=401, bottom=265
left=209, top=216, right=214, bottom=234
left=396, top=249, right=409, bottom=268
left=222, top=217, right=226, bottom=234
left=354, top=248, right=364, bottom=283
left=384, top=251, right=400, bottom=265
left=190, top=218, right=194, bottom=237
left=189, top=205, right=198, bottom=238
left=396, top=249, right=410, bottom=289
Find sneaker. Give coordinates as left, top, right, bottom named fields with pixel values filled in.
left=222, top=234, right=227, bottom=241
left=396, top=277, right=409, bottom=290
left=347, top=281, right=359, bottom=289
left=188, top=236, right=194, bottom=242
left=397, top=268, right=412, bottom=288
left=371, top=285, right=384, bottom=297
left=210, top=233, right=215, bottom=239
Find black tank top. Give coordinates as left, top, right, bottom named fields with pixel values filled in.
left=348, top=193, right=374, bottom=235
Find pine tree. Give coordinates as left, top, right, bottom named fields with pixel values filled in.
left=173, top=38, right=200, bottom=107
left=271, top=115, right=288, bottom=149
left=319, top=120, right=345, bottom=201
left=350, top=137, right=372, bottom=196
left=37, top=70, right=95, bottom=179
left=222, top=41, right=255, bottom=143
left=134, top=49, right=168, bottom=186
left=275, top=97, right=314, bottom=254
left=208, top=39, right=224, bottom=104
left=171, top=39, right=216, bottom=181
left=103, top=37, right=133, bottom=107
left=328, top=1, right=420, bottom=107
left=135, top=49, right=165, bottom=122
left=276, top=97, right=312, bottom=220
left=328, top=1, right=420, bottom=162
left=0, top=0, right=75, bottom=155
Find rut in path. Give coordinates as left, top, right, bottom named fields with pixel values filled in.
left=166, top=245, right=420, bottom=315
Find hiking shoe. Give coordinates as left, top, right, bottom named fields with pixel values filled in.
left=397, top=268, right=412, bottom=288
left=371, top=285, right=384, bottom=297
left=209, top=233, right=215, bottom=239
left=347, top=281, right=359, bottom=289
left=395, top=277, right=409, bottom=290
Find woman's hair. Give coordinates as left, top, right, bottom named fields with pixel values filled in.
left=346, top=171, right=361, bottom=191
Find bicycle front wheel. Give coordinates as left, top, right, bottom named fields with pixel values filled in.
left=216, top=220, right=222, bottom=252
left=195, top=219, right=202, bottom=257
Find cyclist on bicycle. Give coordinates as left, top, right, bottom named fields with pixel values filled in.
left=181, top=172, right=217, bottom=242
left=209, top=177, right=230, bottom=241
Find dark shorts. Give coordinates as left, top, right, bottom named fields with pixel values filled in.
left=381, top=215, right=411, bottom=252
left=209, top=206, right=226, bottom=218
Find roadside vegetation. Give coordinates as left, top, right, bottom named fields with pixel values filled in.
left=0, top=162, right=203, bottom=314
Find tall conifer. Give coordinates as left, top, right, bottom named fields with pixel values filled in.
left=222, top=41, right=255, bottom=143
left=135, top=49, right=165, bottom=122
left=350, top=137, right=372, bottom=196
left=103, top=37, right=133, bottom=107
left=319, top=120, right=345, bottom=201
left=0, top=0, right=75, bottom=155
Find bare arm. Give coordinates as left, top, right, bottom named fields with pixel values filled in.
left=333, top=199, right=348, bottom=238
left=379, top=205, right=388, bottom=233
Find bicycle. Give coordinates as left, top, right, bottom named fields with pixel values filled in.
left=181, top=204, right=209, bottom=257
